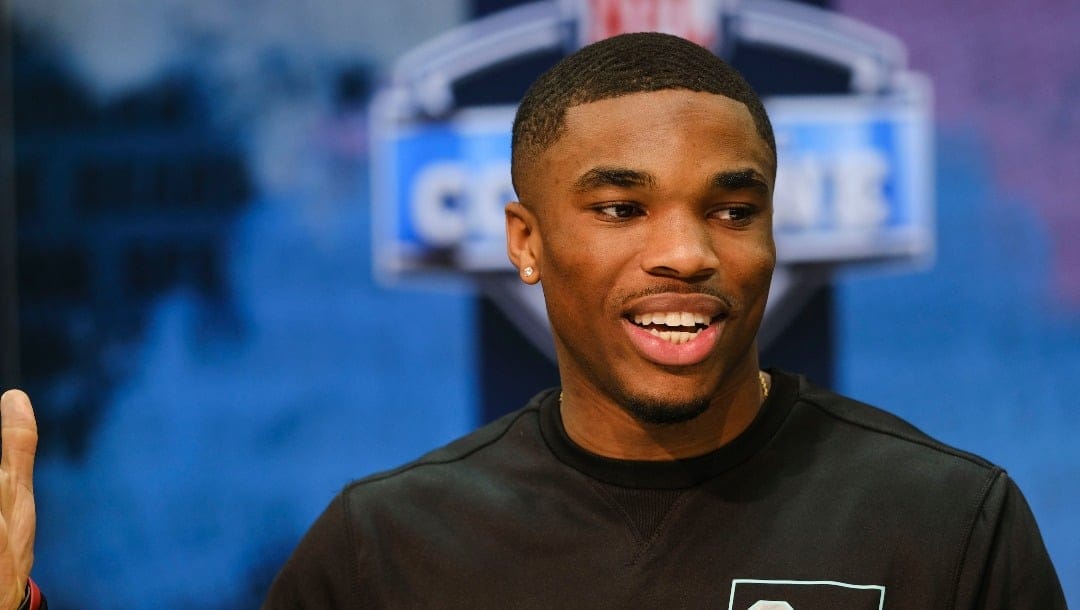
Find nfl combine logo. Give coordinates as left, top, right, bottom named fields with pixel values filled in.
left=370, top=0, right=932, bottom=354
left=572, top=0, right=725, bottom=47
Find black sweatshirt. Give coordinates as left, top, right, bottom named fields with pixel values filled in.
left=265, top=370, right=1066, bottom=609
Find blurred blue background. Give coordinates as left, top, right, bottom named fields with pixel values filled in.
left=1, top=0, right=1076, bottom=607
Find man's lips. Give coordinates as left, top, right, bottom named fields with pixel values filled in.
left=622, top=317, right=724, bottom=366
left=621, top=293, right=729, bottom=366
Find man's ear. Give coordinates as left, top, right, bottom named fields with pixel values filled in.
left=505, top=201, right=542, bottom=284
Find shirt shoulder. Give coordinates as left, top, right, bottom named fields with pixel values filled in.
left=793, top=374, right=999, bottom=474
left=761, top=374, right=1067, bottom=606
left=772, top=373, right=1007, bottom=551
left=340, top=388, right=556, bottom=504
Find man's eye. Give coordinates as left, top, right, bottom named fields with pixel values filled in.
left=596, top=203, right=642, bottom=219
left=714, top=206, right=755, bottom=225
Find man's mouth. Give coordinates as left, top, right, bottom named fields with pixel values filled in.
left=628, top=312, right=717, bottom=344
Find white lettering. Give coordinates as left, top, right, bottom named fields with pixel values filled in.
left=408, top=148, right=891, bottom=250
left=410, top=162, right=468, bottom=247
left=409, top=161, right=513, bottom=247
left=774, top=156, right=825, bottom=231
left=469, top=161, right=514, bottom=239
left=833, top=150, right=890, bottom=229
left=773, top=149, right=890, bottom=232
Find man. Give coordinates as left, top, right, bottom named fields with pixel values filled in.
left=0, top=32, right=1065, bottom=609
left=261, top=33, right=1065, bottom=608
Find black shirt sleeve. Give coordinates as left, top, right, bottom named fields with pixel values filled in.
left=262, top=493, right=360, bottom=610
left=954, top=471, right=1066, bottom=609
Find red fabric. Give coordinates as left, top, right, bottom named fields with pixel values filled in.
left=26, top=578, right=42, bottom=610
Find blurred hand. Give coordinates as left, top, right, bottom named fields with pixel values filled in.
left=0, top=391, right=37, bottom=610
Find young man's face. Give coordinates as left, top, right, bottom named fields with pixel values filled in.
left=509, top=89, right=776, bottom=423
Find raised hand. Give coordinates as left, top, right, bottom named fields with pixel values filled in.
left=0, top=391, right=37, bottom=610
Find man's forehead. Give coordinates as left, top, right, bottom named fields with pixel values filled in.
left=563, top=88, right=752, bottom=120
left=560, top=90, right=768, bottom=151
left=553, top=90, right=774, bottom=176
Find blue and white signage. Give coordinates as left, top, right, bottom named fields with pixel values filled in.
left=369, top=0, right=935, bottom=350
left=373, top=89, right=932, bottom=272
left=769, top=89, right=932, bottom=263
left=373, top=108, right=516, bottom=274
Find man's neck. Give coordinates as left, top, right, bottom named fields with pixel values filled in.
left=559, top=370, right=769, bottom=461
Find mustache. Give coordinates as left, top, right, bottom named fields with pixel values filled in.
left=616, top=283, right=736, bottom=310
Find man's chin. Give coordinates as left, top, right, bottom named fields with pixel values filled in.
left=620, top=395, right=712, bottom=425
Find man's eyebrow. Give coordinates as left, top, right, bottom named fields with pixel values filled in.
left=572, top=167, right=656, bottom=192
left=711, top=169, right=770, bottom=194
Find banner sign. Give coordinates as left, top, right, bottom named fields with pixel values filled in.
left=373, top=89, right=932, bottom=273
left=370, top=0, right=935, bottom=350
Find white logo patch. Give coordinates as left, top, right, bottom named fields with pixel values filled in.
left=729, top=579, right=886, bottom=610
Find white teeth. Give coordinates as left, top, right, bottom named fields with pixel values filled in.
left=646, top=327, right=702, bottom=344
left=634, top=311, right=712, bottom=328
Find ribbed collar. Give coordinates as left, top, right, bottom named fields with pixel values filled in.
left=538, top=369, right=799, bottom=489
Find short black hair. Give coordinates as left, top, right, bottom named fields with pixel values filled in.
left=511, top=32, right=776, bottom=197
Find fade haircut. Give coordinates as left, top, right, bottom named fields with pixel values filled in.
left=511, top=32, right=776, bottom=197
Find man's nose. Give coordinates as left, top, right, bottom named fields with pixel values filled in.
left=639, top=211, right=719, bottom=280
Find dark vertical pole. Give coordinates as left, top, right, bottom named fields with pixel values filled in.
left=771, top=0, right=834, bottom=389
left=0, top=0, right=20, bottom=388
left=478, top=296, right=560, bottom=422
left=760, top=285, right=834, bottom=388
